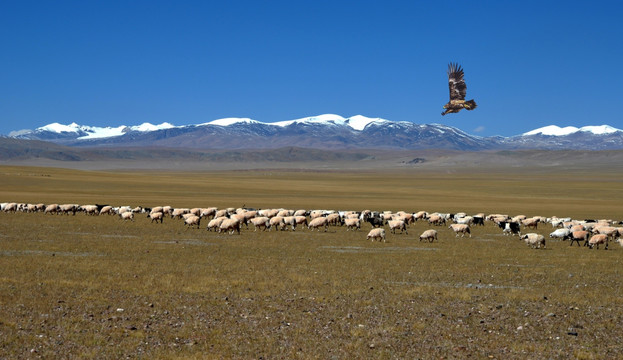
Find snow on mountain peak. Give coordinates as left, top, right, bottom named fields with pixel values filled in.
left=269, top=114, right=388, bottom=130
left=523, top=124, right=622, bottom=136
left=32, top=122, right=176, bottom=140
left=38, top=122, right=82, bottom=133
left=523, top=125, right=580, bottom=136
left=204, top=118, right=260, bottom=126
left=131, top=122, right=175, bottom=132
left=578, top=125, right=620, bottom=135
left=346, top=115, right=388, bottom=130
left=271, top=114, right=347, bottom=127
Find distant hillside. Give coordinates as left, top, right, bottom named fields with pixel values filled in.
left=0, top=138, right=84, bottom=161
left=0, top=137, right=374, bottom=163
left=3, top=137, right=623, bottom=174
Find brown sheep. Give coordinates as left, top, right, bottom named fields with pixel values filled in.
left=588, top=234, right=608, bottom=250
left=521, top=217, right=540, bottom=230
left=569, top=230, right=590, bottom=247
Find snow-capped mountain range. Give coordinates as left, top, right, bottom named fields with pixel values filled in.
left=522, top=125, right=621, bottom=136
left=7, top=114, right=623, bottom=151
left=9, top=115, right=392, bottom=141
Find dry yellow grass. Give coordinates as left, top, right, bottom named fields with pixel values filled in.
left=1, top=165, right=623, bottom=358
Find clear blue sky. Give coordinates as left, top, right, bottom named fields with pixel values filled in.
left=1, top=1, right=622, bottom=137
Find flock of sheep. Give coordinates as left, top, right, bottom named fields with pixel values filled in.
left=2, top=202, right=623, bottom=250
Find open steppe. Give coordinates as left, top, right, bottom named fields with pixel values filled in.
left=1, top=155, right=622, bottom=358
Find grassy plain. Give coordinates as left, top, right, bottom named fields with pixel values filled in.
left=1, top=164, right=623, bottom=359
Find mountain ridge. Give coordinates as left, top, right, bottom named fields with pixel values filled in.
left=7, top=114, right=623, bottom=151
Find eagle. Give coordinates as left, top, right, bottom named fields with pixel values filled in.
left=441, top=62, right=477, bottom=116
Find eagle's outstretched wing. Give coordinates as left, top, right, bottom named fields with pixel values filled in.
left=447, top=62, right=466, bottom=101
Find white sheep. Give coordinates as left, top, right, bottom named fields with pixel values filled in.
left=184, top=215, right=201, bottom=229
left=81, top=205, right=99, bottom=215
left=414, top=211, right=428, bottom=221
left=242, top=210, right=258, bottom=223
left=206, top=217, right=228, bottom=232
left=250, top=216, right=271, bottom=231
left=200, top=207, right=217, bottom=219
left=117, top=206, right=132, bottom=215
left=388, top=220, right=407, bottom=234
left=277, top=209, right=294, bottom=217
left=395, top=211, right=414, bottom=224
left=520, top=233, right=546, bottom=249
left=294, top=209, right=307, bottom=217
left=269, top=216, right=285, bottom=231
left=148, top=211, right=164, bottom=223
left=326, top=213, right=342, bottom=226
left=308, top=217, right=329, bottom=232
left=214, top=209, right=229, bottom=218
left=549, top=228, right=570, bottom=239
left=367, top=228, right=386, bottom=242
left=171, top=208, right=189, bottom=219
left=419, top=229, right=438, bottom=242
left=282, top=216, right=297, bottom=231
left=294, top=216, right=308, bottom=228
left=131, top=206, right=144, bottom=213
left=3, top=202, right=17, bottom=212
left=219, top=218, right=241, bottom=235
left=593, top=226, right=618, bottom=241
left=44, top=204, right=59, bottom=214
left=455, top=216, right=474, bottom=225
left=182, top=213, right=197, bottom=220
left=230, top=213, right=248, bottom=228
left=119, top=211, right=134, bottom=221
left=260, top=209, right=280, bottom=218
left=449, top=224, right=471, bottom=237
left=344, top=218, right=360, bottom=231
left=428, top=214, right=446, bottom=226
left=99, top=206, right=114, bottom=215
left=512, top=215, right=527, bottom=222
left=59, top=204, right=78, bottom=215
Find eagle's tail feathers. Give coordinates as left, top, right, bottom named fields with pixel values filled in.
left=464, top=99, right=477, bottom=110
